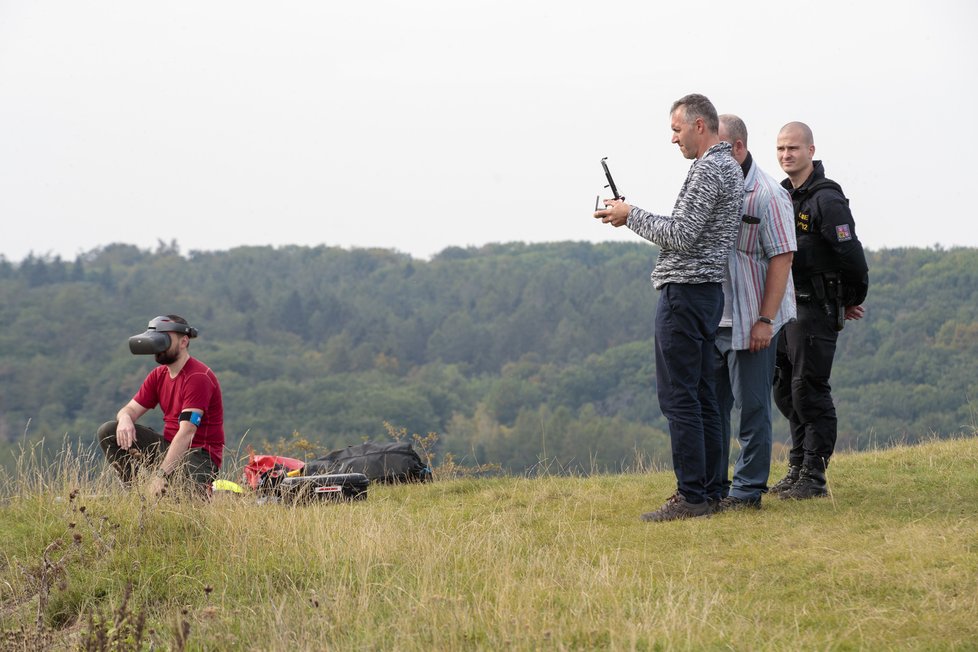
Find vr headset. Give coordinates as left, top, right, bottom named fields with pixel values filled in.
left=128, top=315, right=199, bottom=355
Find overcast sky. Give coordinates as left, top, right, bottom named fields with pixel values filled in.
left=1, top=0, right=976, bottom=263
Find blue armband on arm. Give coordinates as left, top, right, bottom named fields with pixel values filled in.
left=179, top=411, right=203, bottom=426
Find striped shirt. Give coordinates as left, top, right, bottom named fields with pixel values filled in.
left=719, top=159, right=797, bottom=350
left=626, top=141, right=744, bottom=289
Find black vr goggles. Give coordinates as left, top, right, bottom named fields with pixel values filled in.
left=128, top=315, right=199, bottom=355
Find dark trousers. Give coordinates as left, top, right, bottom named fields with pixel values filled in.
left=97, top=421, right=217, bottom=485
left=773, top=301, right=839, bottom=471
left=654, top=282, right=724, bottom=504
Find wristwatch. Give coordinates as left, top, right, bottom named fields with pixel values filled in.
left=757, top=316, right=773, bottom=324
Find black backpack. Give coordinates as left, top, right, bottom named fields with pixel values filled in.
left=304, top=441, right=432, bottom=483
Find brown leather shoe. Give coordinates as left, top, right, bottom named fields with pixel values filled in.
left=640, top=494, right=712, bottom=522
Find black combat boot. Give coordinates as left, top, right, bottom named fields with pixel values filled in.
left=769, top=465, right=800, bottom=495
left=779, top=465, right=827, bottom=500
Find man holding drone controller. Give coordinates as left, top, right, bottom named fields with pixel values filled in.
left=594, top=93, right=743, bottom=522
left=97, top=314, right=224, bottom=498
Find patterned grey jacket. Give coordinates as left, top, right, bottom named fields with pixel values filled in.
left=626, top=141, right=744, bottom=289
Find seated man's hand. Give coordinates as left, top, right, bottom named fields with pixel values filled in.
left=116, top=418, right=137, bottom=449
left=147, top=476, right=167, bottom=500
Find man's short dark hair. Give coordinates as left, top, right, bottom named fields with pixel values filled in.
left=671, top=93, right=719, bottom=134
left=166, top=315, right=191, bottom=346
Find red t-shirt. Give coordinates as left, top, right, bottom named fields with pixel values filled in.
left=133, top=357, right=225, bottom=468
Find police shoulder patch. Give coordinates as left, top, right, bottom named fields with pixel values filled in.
left=836, top=224, right=852, bottom=242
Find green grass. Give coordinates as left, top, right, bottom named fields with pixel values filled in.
left=2, top=437, right=977, bottom=650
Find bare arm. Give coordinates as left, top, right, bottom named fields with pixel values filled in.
left=749, top=251, right=793, bottom=353
left=115, top=399, right=150, bottom=450
left=157, top=416, right=199, bottom=476
left=146, top=409, right=202, bottom=498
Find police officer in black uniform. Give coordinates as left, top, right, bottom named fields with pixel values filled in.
left=771, top=121, right=869, bottom=499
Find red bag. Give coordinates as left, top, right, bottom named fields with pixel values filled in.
left=243, top=454, right=304, bottom=489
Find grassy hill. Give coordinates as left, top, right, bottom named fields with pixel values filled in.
left=2, top=436, right=977, bottom=650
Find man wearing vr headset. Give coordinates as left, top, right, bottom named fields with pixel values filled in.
left=97, top=315, right=224, bottom=497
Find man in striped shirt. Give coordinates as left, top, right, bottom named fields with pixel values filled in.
left=712, top=115, right=797, bottom=512
left=595, top=94, right=743, bottom=522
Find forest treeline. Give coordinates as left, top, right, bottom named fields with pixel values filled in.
left=1, top=241, right=976, bottom=473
